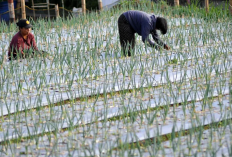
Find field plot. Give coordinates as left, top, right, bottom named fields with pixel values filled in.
left=0, top=1, right=231, bottom=156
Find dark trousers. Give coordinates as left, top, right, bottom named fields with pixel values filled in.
left=118, top=14, right=135, bottom=57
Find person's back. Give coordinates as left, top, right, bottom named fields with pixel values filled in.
left=123, top=10, right=153, bottom=37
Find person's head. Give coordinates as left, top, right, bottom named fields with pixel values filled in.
left=156, top=17, right=168, bottom=35
left=16, top=19, right=32, bottom=35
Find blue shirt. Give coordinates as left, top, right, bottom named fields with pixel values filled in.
left=123, top=10, right=165, bottom=47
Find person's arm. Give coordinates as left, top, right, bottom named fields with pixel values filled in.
left=151, top=30, right=165, bottom=46
left=141, top=25, right=166, bottom=49
left=141, top=24, right=156, bottom=47
left=8, top=38, right=24, bottom=59
left=142, top=32, right=161, bottom=49
left=151, top=30, right=170, bottom=50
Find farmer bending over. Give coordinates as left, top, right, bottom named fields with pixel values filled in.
left=8, top=19, right=43, bottom=60
left=118, top=10, right=170, bottom=57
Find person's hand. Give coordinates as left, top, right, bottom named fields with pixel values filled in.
left=164, top=44, right=170, bottom=50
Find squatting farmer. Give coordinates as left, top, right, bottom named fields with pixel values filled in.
left=118, top=10, right=170, bottom=57
left=8, top=19, right=43, bottom=60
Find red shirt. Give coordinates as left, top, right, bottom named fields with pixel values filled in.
left=8, top=31, right=38, bottom=57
